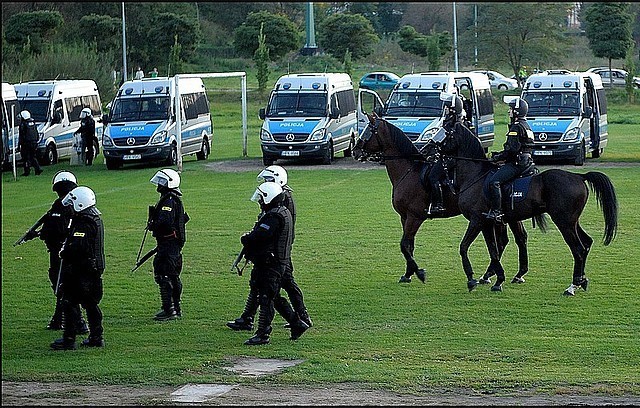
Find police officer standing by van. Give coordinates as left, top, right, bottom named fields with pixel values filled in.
left=18, top=110, right=42, bottom=176
left=147, top=169, right=189, bottom=321
left=75, top=108, right=96, bottom=166
left=51, top=186, right=105, bottom=350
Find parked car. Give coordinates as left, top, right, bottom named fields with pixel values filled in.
left=472, top=70, right=519, bottom=90
left=358, top=72, right=400, bottom=91
left=586, top=67, right=640, bottom=88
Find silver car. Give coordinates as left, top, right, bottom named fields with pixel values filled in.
left=586, top=67, right=640, bottom=88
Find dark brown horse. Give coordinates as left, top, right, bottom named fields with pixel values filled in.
left=439, top=113, right=618, bottom=295
left=352, top=113, right=533, bottom=287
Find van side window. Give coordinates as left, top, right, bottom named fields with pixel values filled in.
left=181, top=92, right=209, bottom=120
left=596, top=89, right=607, bottom=114
left=82, top=95, right=101, bottom=117
left=53, top=99, right=64, bottom=122
left=336, top=90, right=356, bottom=114
left=65, top=96, right=84, bottom=122
left=476, top=89, right=494, bottom=116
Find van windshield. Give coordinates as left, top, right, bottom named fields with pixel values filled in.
left=384, top=91, right=444, bottom=117
left=267, top=92, right=327, bottom=117
left=523, top=91, right=580, bottom=116
left=18, top=99, right=49, bottom=122
left=109, top=96, right=171, bottom=122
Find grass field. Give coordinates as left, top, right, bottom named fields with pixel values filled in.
left=2, top=92, right=640, bottom=396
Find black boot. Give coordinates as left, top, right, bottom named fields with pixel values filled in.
left=81, top=336, right=105, bottom=347
left=154, top=282, right=176, bottom=321
left=50, top=337, right=77, bottom=350
left=172, top=276, right=183, bottom=317
left=227, top=290, right=258, bottom=330
left=226, top=316, right=254, bottom=331
left=429, top=184, right=445, bottom=214
left=290, top=319, right=310, bottom=340
left=484, top=184, right=504, bottom=223
left=244, top=306, right=272, bottom=345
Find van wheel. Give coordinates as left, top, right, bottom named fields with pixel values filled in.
left=321, top=142, right=334, bottom=165
left=574, top=141, right=585, bottom=166
left=105, top=158, right=122, bottom=170
left=41, top=143, right=57, bottom=166
left=498, top=84, right=508, bottom=91
left=166, top=145, right=178, bottom=166
left=263, top=156, right=275, bottom=166
left=196, top=138, right=209, bottom=160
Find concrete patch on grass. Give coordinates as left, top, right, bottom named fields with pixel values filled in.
left=170, top=384, right=238, bottom=403
left=222, top=357, right=305, bottom=377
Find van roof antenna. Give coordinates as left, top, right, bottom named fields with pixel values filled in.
left=287, top=63, right=290, bottom=75
left=411, top=63, right=415, bottom=74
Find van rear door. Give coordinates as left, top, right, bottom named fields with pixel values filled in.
left=357, top=88, right=385, bottom=136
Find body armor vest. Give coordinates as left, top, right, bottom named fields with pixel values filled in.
left=82, top=208, right=105, bottom=272
left=269, top=205, right=292, bottom=262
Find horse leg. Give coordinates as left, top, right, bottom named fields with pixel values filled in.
left=479, top=223, right=508, bottom=284
left=399, top=218, right=426, bottom=284
left=459, top=220, right=486, bottom=292
left=556, top=223, right=589, bottom=296
left=509, top=221, right=529, bottom=284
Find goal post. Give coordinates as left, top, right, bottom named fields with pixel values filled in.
left=174, top=72, right=248, bottom=171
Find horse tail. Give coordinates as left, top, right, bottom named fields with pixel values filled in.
left=532, top=214, right=549, bottom=233
left=581, top=171, right=618, bottom=245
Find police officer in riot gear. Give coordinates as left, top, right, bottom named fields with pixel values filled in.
left=51, top=186, right=105, bottom=350
left=39, top=171, right=88, bottom=334
left=485, top=97, right=535, bottom=223
left=240, top=182, right=309, bottom=345
left=74, top=108, right=96, bottom=165
left=148, top=169, right=189, bottom=321
left=18, top=110, right=43, bottom=176
left=227, top=165, right=312, bottom=332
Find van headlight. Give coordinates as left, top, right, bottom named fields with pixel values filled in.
left=150, top=131, right=167, bottom=145
left=260, top=129, right=273, bottom=141
left=310, top=128, right=326, bottom=141
left=102, top=135, right=114, bottom=147
left=419, top=127, right=441, bottom=142
left=563, top=127, right=581, bottom=141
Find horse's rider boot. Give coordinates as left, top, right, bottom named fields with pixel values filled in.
left=290, top=319, right=310, bottom=340
left=226, top=316, right=254, bottom=331
left=154, top=308, right=177, bottom=321
left=285, top=310, right=313, bottom=328
left=430, top=203, right=445, bottom=214
left=50, top=337, right=77, bottom=351
left=81, top=336, right=105, bottom=347
left=244, top=333, right=270, bottom=345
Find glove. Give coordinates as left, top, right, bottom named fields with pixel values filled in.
left=25, top=229, right=40, bottom=241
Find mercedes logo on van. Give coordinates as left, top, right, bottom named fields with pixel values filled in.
left=127, top=137, right=136, bottom=145
left=538, top=133, right=548, bottom=141
left=286, top=133, right=295, bottom=142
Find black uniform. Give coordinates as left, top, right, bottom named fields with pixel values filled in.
left=148, top=189, right=189, bottom=319
left=230, top=187, right=311, bottom=331
left=241, top=200, right=308, bottom=344
left=486, top=118, right=535, bottom=218
left=52, top=207, right=105, bottom=349
left=18, top=117, right=42, bottom=176
left=39, top=192, right=87, bottom=333
left=75, top=115, right=96, bottom=165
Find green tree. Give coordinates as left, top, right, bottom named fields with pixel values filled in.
left=169, top=35, right=183, bottom=75
left=343, top=49, right=353, bottom=78
left=397, top=26, right=451, bottom=70
left=317, top=13, right=379, bottom=61
left=77, top=14, right=121, bottom=53
left=233, top=10, right=302, bottom=60
left=584, top=2, right=634, bottom=87
left=4, top=10, right=64, bottom=54
left=254, top=23, right=270, bottom=95
left=475, top=3, right=568, bottom=81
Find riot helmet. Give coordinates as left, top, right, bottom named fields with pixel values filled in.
left=150, top=168, right=181, bottom=194
left=62, top=186, right=96, bottom=212
left=52, top=170, right=78, bottom=196
left=79, top=107, right=92, bottom=119
left=251, top=181, right=284, bottom=206
left=257, top=165, right=288, bottom=187
left=504, top=96, right=528, bottom=120
left=19, top=110, right=31, bottom=120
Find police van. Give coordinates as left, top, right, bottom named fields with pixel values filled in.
left=358, top=71, right=495, bottom=151
left=520, top=70, right=608, bottom=165
left=258, top=73, right=358, bottom=165
left=2, top=82, right=20, bottom=170
left=14, top=80, right=103, bottom=166
left=102, top=76, right=212, bottom=170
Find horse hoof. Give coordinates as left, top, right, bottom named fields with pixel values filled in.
left=467, top=279, right=478, bottom=292
left=478, top=278, right=491, bottom=285
left=398, top=275, right=411, bottom=283
left=416, top=269, right=426, bottom=283
left=580, top=278, right=589, bottom=291
left=511, top=276, right=525, bottom=284
left=491, top=284, right=503, bottom=292
left=563, top=289, right=575, bottom=296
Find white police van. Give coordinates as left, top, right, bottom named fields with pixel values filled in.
left=259, top=73, right=358, bottom=165
left=358, top=71, right=495, bottom=152
left=521, top=70, right=608, bottom=165
left=2, top=82, right=20, bottom=170
left=14, top=80, right=103, bottom=165
left=102, top=76, right=212, bottom=170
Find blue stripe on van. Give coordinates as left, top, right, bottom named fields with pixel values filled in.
left=267, top=120, right=320, bottom=134
left=528, top=119, right=574, bottom=133
left=385, top=119, right=435, bottom=134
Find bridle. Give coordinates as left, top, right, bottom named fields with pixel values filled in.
left=354, top=116, right=384, bottom=162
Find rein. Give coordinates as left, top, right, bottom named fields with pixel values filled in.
left=444, top=154, right=494, bottom=195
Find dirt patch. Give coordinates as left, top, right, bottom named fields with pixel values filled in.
left=3, top=380, right=639, bottom=406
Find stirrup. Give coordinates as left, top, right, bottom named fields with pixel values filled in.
left=484, top=210, right=503, bottom=223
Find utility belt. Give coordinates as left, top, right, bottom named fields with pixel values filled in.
left=516, top=152, right=533, bottom=168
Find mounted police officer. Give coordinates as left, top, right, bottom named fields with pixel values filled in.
left=18, top=110, right=43, bottom=176
left=240, top=182, right=309, bottom=345
left=51, top=186, right=105, bottom=350
left=148, top=169, right=190, bottom=321
left=485, top=97, right=535, bottom=223
left=74, top=108, right=96, bottom=165
left=39, top=171, right=88, bottom=334
left=227, top=165, right=312, bottom=332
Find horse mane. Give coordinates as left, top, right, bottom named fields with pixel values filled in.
left=453, top=124, right=486, bottom=160
left=381, top=119, right=422, bottom=158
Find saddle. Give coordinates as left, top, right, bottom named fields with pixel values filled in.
left=483, top=164, right=539, bottom=208
left=418, top=161, right=454, bottom=194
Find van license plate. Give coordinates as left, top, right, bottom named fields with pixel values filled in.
left=281, top=151, right=300, bottom=157
left=123, top=154, right=142, bottom=160
left=533, top=151, right=552, bottom=156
